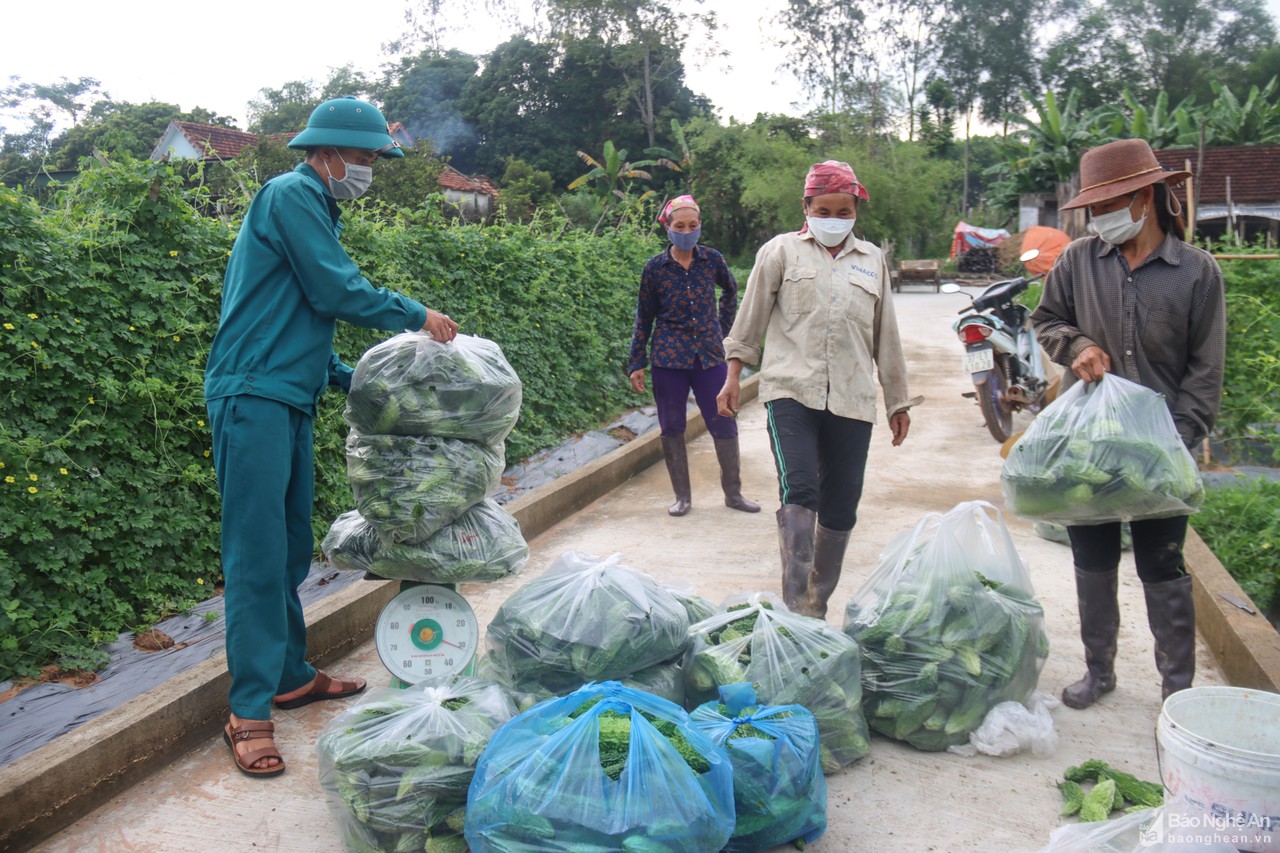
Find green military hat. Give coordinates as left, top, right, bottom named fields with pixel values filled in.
left=289, top=96, right=404, bottom=158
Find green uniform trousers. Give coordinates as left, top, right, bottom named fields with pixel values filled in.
left=208, top=394, right=318, bottom=720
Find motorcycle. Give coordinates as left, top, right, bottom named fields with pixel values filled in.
left=940, top=249, right=1051, bottom=443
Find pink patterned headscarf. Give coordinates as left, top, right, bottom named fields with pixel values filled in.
left=803, top=160, right=870, bottom=202
left=658, top=194, right=700, bottom=225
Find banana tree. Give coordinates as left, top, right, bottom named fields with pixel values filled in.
left=568, top=140, right=658, bottom=233
left=644, top=118, right=694, bottom=196
left=1196, top=78, right=1280, bottom=146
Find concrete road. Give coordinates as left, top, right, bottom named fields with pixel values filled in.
left=35, top=290, right=1225, bottom=853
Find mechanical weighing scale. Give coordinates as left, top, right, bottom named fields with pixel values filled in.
left=373, top=581, right=480, bottom=687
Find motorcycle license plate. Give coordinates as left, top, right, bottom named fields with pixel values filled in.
left=964, top=348, right=995, bottom=374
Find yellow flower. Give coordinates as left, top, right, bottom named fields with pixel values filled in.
left=28, top=486, right=38, bottom=494
left=4, top=476, right=14, bottom=484
left=197, top=578, right=205, bottom=585
left=172, top=335, right=181, bottom=342
left=2, top=323, right=13, bottom=330
left=60, top=468, right=68, bottom=475
left=27, top=313, right=38, bottom=319
left=28, top=474, right=38, bottom=482
left=73, top=318, right=80, bottom=324
left=197, top=419, right=205, bottom=427
left=30, top=341, right=39, bottom=349
left=203, top=450, right=211, bottom=458
left=0, top=461, right=4, bottom=468
left=169, top=251, right=179, bottom=257
left=129, top=326, right=136, bottom=331
left=88, top=396, right=95, bottom=404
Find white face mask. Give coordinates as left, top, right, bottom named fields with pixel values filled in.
left=327, top=153, right=373, bottom=200
left=806, top=216, right=855, bottom=247
left=1091, top=201, right=1145, bottom=245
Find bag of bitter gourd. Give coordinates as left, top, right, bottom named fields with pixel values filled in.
left=1001, top=373, right=1203, bottom=524
left=689, top=683, right=827, bottom=853
left=684, top=592, right=870, bottom=773
left=317, top=677, right=517, bottom=853
left=344, top=332, right=522, bottom=445
left=464, top=681, right=735, bottom=853
left=843, top=501, right=1049, bottom=751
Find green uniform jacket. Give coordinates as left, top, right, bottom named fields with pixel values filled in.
left=205, top=163, right=428, bottom=417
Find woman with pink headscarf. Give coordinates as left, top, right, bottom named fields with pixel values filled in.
left=627, top=194, right=760, bottom=516
left=717, top=161, right=920, bottom=618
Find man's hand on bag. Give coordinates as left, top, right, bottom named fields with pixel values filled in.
left=1071, top=345, right=1110, bottom=383
left=423, top=309, right=459, bottom=343
left=890, top=411, right=911, bottom=446
left=629, top=369, right=646, bottom=394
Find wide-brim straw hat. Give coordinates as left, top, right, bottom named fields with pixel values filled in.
left=1061, top=139, right=1190, bottom=210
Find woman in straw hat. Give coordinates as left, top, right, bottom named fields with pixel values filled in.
left=627, top=194, right=761, bottom=516
left=716, top=161, right=920, bottom=619
left=1031, top=138, right=1225, bottom=709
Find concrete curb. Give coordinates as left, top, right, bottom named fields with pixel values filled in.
left=0, top=376, right=760, bottom=852
left=1185, top=525, right=1280, bottom=692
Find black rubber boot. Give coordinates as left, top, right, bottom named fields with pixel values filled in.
left=1144, top=575, right=1196, bottom=699
left=712, top=436, right=761, bottom=513
left=809, top=524, right=851, bottom=619
left=777, top=504, right=817, bottom=614
left=660, top=435, right=692, bottom=517
left=1062, top=567, right=1120, bottom=710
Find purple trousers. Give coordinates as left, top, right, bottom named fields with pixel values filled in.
left=651, top=364, right=737, bottom=439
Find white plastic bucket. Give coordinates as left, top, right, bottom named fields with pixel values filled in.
left=1157, top=686, right=1280, bottom=853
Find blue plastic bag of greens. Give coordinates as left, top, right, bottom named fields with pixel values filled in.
left=465, top=681, right=735, bottom=853
left=690, top=683, right=827, bottom=853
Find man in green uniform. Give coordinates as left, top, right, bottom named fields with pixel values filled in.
left=205, top=97, right=458, bottom=777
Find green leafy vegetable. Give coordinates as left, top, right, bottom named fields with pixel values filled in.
left=1058, top=759, right=1164, bottom=823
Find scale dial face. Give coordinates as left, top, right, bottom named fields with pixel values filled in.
left=374, top=584, right=478, bottom=685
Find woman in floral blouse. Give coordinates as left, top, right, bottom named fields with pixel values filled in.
left=627, top=195, right=760, bottom=516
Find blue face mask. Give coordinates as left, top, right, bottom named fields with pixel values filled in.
left=668, top=227, right=701, bottom=252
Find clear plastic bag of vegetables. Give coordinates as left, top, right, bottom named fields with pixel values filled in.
left=323, top=499, right=529, bottom=584
left=621, top=656, right=686, bottom=708
left=484, top=552, right=692, bottom=696
left=344, top=332, right=522, bottom=444
left=842, top=501, right=1050, bottom=751
left=1001, top=373, right=1204, bottom=524
left=684, top=593, right=870, bottom=772
left=346, top=432, right=503, bottom=544
left=464, top=681, right=735, bottom=853
left=689, top=683, right=827, bottom=853
left=317, top=677, right=517, bottom=853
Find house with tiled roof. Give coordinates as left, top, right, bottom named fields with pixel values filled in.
left=437, top=164, right=500, bottom=219
left=1154, top=144, right=1280, bottom=242
left=150, top=121, right=415, bottom=162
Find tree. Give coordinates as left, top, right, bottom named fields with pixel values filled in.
left=878, top=0, right=947, bottom=141
left=1041, top=8, right=1146, bottom=111
left=567, top=139, right=657, bottom=232
left=380, top=50, right=480, bottom=170
left=497, top=156, right=556, bottom=221
left=50, top=101, right=237, bottom=171
left=779, top=0, right=873, bottom=118
left=247, top=80, right=320, bottom=135
left=918, top=78, right=957, bottom=155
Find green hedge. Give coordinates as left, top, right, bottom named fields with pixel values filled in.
left=0, top=159, right=657, bottom=679
left=1217, top=258, right=1280, bottom=464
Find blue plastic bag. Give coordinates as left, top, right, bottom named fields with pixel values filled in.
left=690, top=683, right=827, bottom=853
left=464, top=681, right=735, bottom=853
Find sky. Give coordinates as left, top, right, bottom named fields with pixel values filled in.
left=1, top=0, right=809, bottom=132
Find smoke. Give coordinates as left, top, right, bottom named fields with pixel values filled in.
left=406, top=110, right=477, bottom=156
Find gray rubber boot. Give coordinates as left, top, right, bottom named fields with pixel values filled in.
left=712, top=436, right=761, bottom=513
left=1144, top=575, right=1196, bottom=699
left=777, top=504, right=817, bottom=614
left=1062, top=567, right=1120, bottom=710
left=660, top=435, right=692, bottom=517
left=809, top=524, right=851, bottom=619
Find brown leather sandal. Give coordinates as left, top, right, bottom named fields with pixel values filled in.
left=273, top=671, right=366, bottom=710
left=223, top=718, right=285, bottom=778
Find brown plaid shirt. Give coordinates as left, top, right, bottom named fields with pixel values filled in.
left=1031, top=232, right=1226, bottom=447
